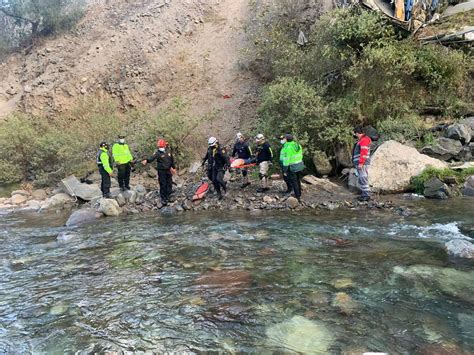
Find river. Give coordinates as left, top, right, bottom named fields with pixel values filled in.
left=0, top=198, right=473, bottom=353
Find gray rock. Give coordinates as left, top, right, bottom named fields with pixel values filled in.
left=182, top=199, right=193, bottom=210
left=458, top=145, right=472, bottom=162
left=347, top=169, right=360, bottom=192
left=463, top=175, right=474, bottom=197
left=66, top=208, right=102, bottom=227
left=124, top=190, right=138, bottom=203
left=57, top=232, right=78, bottom=243
left=421, top=137, right=463, bottom=161
left=445, top=123, right=471, bottom=144
left=134, top=184, right=146, bottom=195
left=11, top=194, right=28, bottom=205
left=460, top=117, right=474, bottom=133
left=335, top=143, right=353, bottom=168
left=31, top=189, right=47, bottom=200
left=23, top=200, right=41, bottom=211
left=160, top=206, right=177, bottom=216
left=98, top=198, right=122, bottom=216
left=286, top=197, right=299, bottom=209
left=115, top=193, right=127, bottom=206
left=445, top=239, right=474, bottom=259
left=189, top=161, right=201, bottom=174
left=61, top=175, right=102, bottom=201
left=423, top=177, right=450, bottom=199
left=41, top=193, right=73, bottom=210
left=11, top=190, right=30, bottom=197
left=313, top=150, right=332, bottom=175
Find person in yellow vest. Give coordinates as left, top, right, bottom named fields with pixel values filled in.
left=281, top=134, right=305, bottom=202
left=97, top=141, right=113, bottom=198
left=112, top=134, right=134, bottom=191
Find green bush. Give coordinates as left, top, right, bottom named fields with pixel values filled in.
left=0, top=97, right=204, bottom=185
left=410, top=167, right=474, bottom=193
left=252, top=7, right=470, bottom=158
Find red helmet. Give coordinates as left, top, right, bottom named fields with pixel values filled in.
left=157, top=139, right=167, bottom=148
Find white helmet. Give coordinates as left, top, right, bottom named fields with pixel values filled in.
left=208, top=136, right=218, bottom=146
left=255, top=133, right=265, bottom=141
left=236, top=132, right=243, bottom=139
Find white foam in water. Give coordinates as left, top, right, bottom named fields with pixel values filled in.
left=388, top=222, right=470, bottom=241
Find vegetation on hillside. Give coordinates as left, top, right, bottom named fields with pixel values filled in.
left=410, top=167, right=474, bottom=193
left=0, top=0, right=85, bottom=54
left=0, top=98, right=204, bottom=185
left=251, top=5, right=471, bottom=156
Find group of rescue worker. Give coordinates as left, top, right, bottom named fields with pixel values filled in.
left=96, top=126, right=372, bottom=204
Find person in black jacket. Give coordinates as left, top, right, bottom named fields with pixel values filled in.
left=142, top=139, right=176, bottom=205
left=202, top=136, right=230, bottom=200
left=232, top=132, right=252, bottom=188
left=253, top=133, right=273, bottom=193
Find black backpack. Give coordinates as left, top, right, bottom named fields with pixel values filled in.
left=363, top=126, right=380, bottom=142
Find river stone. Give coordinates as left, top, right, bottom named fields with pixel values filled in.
left=31, top=189, right=47, bottom=200
left=331, top=278, right=354, bottom=289
left=66, top=208, right=102, bottom=227
left=182, top=199, right=193, bottom=210
left=189, top=161, right=201, bottom=174
left=98, top=198, right=122, bottom=216
left=423, top=177, right=450, bottom=199
left=11, top=194, right=28, bottom=205
left=265, top=316, right=333, bottom=353
left=134, top=184, right=146, bottom=195
left=370, top=141, right=447, bottom=193
left=160, top=206, right=177, bottom=216
left=23, top=200, right=41, bottom=211
left=286, top=197, right=299, bottom=209
left=263, top=195, right=275, bottom=204
left=124, top=190, right=138, bottom=203
left=393, top=265, right=474, bottom=303
left=421, top=137, right=463, bottom=161
left=115, top=193, right=127, bottom=206
left=313, top=150, right=333, bottom=175
left=445, top=123, right=471, bottom=144
left=445, top=239, right=474, bottom=259
left=11, top=189, right=30, bottom=197
left=463, top=176, right=474, bottom=196
left=61, top=175, right=102, bottom=201
left=195, top=270, right=251, bottom=295
left=41, top=193, right=73, bottom=210
left=57, top=231, right=79, bottom=243
left=332, top=292, right=358, bottom=315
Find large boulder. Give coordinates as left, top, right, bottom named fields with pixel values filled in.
left=66, top=208, right=102, bottom=227
left=445, top=123, right=471, bottom=144
left=423, top=177, right=450, bottom=199
left=421, top=137, right=463, bottom=161
left=31, top=189, right=47, bottom=200
left=98, top=198, right=122, bottom=216
left=369, top=140, right=447, bottom=193
left=265, top=316, right=334, bottom=353
left=61, top=175, right=102, bottom=201
left=462, top=175, right=474, bottom=197
left=312, top=150, right=333, bottom=175
left=11, top=194, right=28, bottom=205
left=334, top=143, right=353, bottom=168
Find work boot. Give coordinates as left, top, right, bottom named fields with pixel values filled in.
left=103, top=193, right=112, bottom=198
left=241, top=182, right=251, bottom=189
left=161, top=198, right=168, bottom=206
left=357, top=195, right=370, bottom=202
left=217, top=192, right=223, bottom=200
left=125, top=186, right=131, bottom=190
left=120, top=187, right=125, bottom=192
left=256, top=187, right=269, bottom=193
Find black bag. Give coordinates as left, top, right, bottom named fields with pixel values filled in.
left=363, top=125, right=380, bottom=141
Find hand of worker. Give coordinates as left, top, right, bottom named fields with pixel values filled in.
left=141, top=160, right=147, bottom=166
left=358, top=163, right=363, bottom=169
left=171, top=168, right=177, bottom=175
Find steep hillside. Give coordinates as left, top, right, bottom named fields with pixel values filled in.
left=0, top=0, right=261, bottom=141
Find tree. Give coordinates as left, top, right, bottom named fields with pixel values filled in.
left=0, top=0, right=84, bottom=47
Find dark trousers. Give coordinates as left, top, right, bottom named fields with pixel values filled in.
left=280, top=163, right=291, bottom=192
left=99, top=166, right=111, bottom=196
left=287, top=170, right=302, bottom=199
left=208, top=167, right=226, bottom=195
left=158, top=169, right=173, bottom=202
left=117, top=163, right=131, bottom=189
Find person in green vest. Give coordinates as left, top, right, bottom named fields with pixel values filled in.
left=112, top=134, right=134, bottom=191
left=278, top=134, right=292, bottom=194
left=97, top=141, right=113, bottom=198
left=280, top=134, right=305, bottom=202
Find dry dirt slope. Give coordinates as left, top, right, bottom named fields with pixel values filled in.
left=0, top=0, right=261, bottom=142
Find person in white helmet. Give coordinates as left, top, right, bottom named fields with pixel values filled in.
left=202, top=137, right=230, bottom=199
left=232, top=132, right=252, bottom=188
left=253, top=133, right=273, bottom=192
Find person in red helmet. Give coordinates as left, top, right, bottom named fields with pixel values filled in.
left=142, top=139, right=176, bottom=205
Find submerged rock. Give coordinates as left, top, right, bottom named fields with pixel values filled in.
left=66, top=208, right=102, bottom=227
left=265, top=315, right=333, bottom=353
left=393, top=265, right=474, bottom=303
left=444, top=239, right=474, bottom=259
left=423, top=177, right=450, bottom=199
left=331, top=278, right=354, bottom=290
left=194, top=270, right=251, bottom=295
left=332, top=292, right=358, bottom=315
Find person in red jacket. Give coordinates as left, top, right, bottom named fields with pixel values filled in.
left=352, top=126, right=372, bottom=201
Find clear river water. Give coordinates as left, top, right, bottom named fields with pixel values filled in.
left=0, top=198, right=473, bottom=354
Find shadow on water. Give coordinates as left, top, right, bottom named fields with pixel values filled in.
left=0, top=199, right=473, bottom=353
